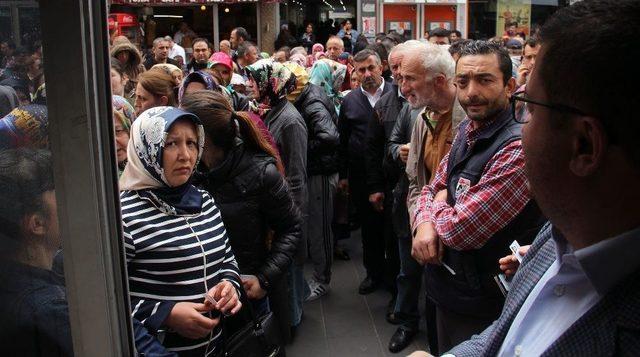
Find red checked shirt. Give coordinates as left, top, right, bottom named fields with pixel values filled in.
left=412, top=119, right=531, bottom=251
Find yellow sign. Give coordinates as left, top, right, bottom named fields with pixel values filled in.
left=496, top=0, right=532, bottom=38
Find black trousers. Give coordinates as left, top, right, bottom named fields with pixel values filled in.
left=350, top=174, right=386, bottom=280
left=435, top=304, right=495, bottom=353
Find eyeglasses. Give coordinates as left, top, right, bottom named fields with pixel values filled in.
left=510, top=91, right=589, bottom=124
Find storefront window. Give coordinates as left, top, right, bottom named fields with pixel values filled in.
left=279, top=0, right=358, bottom=47
left=468, top=0, right=570, bottom=40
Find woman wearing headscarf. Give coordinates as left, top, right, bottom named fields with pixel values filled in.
left=286, top=60, right=343, bottom=301
left=151, top=63, right=184, bottom=87
left=0, top=104, right=48, bottom=150
left=245, top=59, right=308, bottom=331
left=112, top=95, right=135, bottom=173
left=309, top=59, right=347, bottom=115
left=181, top=89, right=301, bottom=344
left=307, top=43, right=324, bottom=67
left=119, top=106, right=242, bottom=356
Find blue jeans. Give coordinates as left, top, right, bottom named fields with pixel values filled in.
left=394, top=234, right=422, bottom=329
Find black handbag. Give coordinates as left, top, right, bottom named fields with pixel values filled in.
left=219, top=292, right=281, bottom=357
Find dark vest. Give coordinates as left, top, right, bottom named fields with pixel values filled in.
left=425, top=109, right=546, bottom=319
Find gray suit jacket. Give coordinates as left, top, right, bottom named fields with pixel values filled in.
left=450, top=223, right=640, bottom=356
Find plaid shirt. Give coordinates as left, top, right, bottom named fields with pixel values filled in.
left=412, top=119, right=531, bottom=250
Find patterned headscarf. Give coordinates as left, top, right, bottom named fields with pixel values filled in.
left=289, top=53, right=307, bottom=68
left=310, top=59, right=347, bottom=113
left=178, top=70, right=217, bottom=105
left=245, top=59, right=297, bottom=116
left=283, top=61, right=309, bottom=102
left=0, top=104, right=48, bottom=150
left=112, top=95, right=136, bottom=131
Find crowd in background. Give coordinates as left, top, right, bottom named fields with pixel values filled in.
left=1, top=0, right=640, bottom=356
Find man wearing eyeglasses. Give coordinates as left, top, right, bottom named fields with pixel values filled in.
left=410, top=40, right=545, bottom=352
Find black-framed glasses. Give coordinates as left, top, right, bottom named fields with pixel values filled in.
left=510, top=91, right=589, bottom=123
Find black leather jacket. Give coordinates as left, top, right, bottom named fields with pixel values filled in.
left=293, top=83, right=339, bottom=176
left=196, top=142, right=302, bottom=290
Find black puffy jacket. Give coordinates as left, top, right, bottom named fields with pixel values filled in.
left=196, top=142, right=302, bottom=290
left=293, top=83, right=339, bottom=176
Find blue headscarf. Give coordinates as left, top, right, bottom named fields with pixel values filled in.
left=119, top=106, right=206, bottom=215
left=178, top=70, right=217, bottom=105
left=309, top=59, right=346, bottom=114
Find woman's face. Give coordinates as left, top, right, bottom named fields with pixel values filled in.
left=350, top=72, right=360, bottom=90
left=116, top=51, right=130, bottom=64
left=246, top=76, right=260, bottom=100
left=306, top=24, right=313, bottom=33
left=162, top=119, right=199, bottom=187
left=172, top=71, right=183, bottom=87
left=134, top=83, right=165, bottom=116
left=110, top=69, right=127, bottom=96
left=113, top=116, right=130, bottom=164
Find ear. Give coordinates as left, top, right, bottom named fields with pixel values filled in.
left=505, top=76, right=517, bottom=95
left=569, top=116, right=607, bottom=177
left=159, top=96, right=169, bottom=106
left=24, top=212, right=47, bottom=237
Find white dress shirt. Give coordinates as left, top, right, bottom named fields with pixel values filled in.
left=498, top=226, right=640, bottom=357
left=361, top=81, right=385, bottom=108
left=169, top=43, right=186, bottom=61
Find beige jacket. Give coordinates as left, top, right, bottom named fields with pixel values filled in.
left=406, top=98, right=466, bottom=226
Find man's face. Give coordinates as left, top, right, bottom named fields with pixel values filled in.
left=429, top=36, right=450, bottom=45
left=274, top=51, right=287, bottom=63
left=389, top=52, right=404, bottom=85
left=507, top=25, right=517, bottom=36
left=230, top=30, right=240, bottom=49
left=521, top=49, right=572, bottom=218
left=450, top=32, right=459, bottom=42
left=400, top=55, right=436, bottom=109
left=326, top=39, right=343, bottom=61
left=455, top=53, right=514, bottom=121
left=521, top=44, right=541, bottom=71
left=220, top=41, right=231, bottom=54
left=154, top=40, right=171, bottom=61
left=245, top=46, right=258, bottom=65
left=344, top=21, right=352, bottom=31
left=193, top=42, right=211, bottom=63
left=306, top=24, right=313, bottom=33
left=355, top=55, right=383, bottom=92
left=0, top=43, right=9, bottom=56
left=212, top=64, right=232, bottom=86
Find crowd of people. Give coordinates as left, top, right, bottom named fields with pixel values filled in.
left=1, top=0, right=640, bottom=356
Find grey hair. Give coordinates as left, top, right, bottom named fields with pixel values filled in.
left=388, top=40, right=423, bottom=60
left=153, top=37, right=169, bottom=48
left=405, top=42, right=455, bottom=80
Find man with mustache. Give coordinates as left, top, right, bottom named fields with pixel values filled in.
left=411, top=41, right=545, bottom=352
left=338, top=49, right=393, bottom=295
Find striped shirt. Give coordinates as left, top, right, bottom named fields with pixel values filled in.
left=121, top=189, right=241, bottom=356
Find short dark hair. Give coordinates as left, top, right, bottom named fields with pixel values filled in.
left=353, top=48, right=381, bottom=64
left=524, top=36, right=538, bottom=51
left=429, top=27, right=451, bottom=38
left=233, top=27, right=250, bottom=41
left=538, top=0, right=640, bottom=166
left=457, top=40, right=512, bottom=86
left=506, top=21, right=518, bottom=28
left=1, top=40, right=16, bottom=50
left=237, top=41, right=256, bottom=58
left=448, top=39, right=473, bottom=57
left=451, top=30, right=462, bottom=38
left=192, top=38, right=210, bottom=49
left=0, top=149, right=54, bottom=245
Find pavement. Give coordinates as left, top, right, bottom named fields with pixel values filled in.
left=287, top=229, right=432, bottom=357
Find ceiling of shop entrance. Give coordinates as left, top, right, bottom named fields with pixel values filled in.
left=280, top=0, right=358, bottom=46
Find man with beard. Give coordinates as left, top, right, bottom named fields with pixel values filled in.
left=411, top=41, right=545, bottom=352
left=338, top=49, right=393, bottom=296
left=187, top=38, right=211, bottom=73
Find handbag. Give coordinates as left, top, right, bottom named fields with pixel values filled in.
left=219, top=292, right=281, bottom=357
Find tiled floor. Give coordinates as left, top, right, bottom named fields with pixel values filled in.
left=287, top=230, right=432, bottom=357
